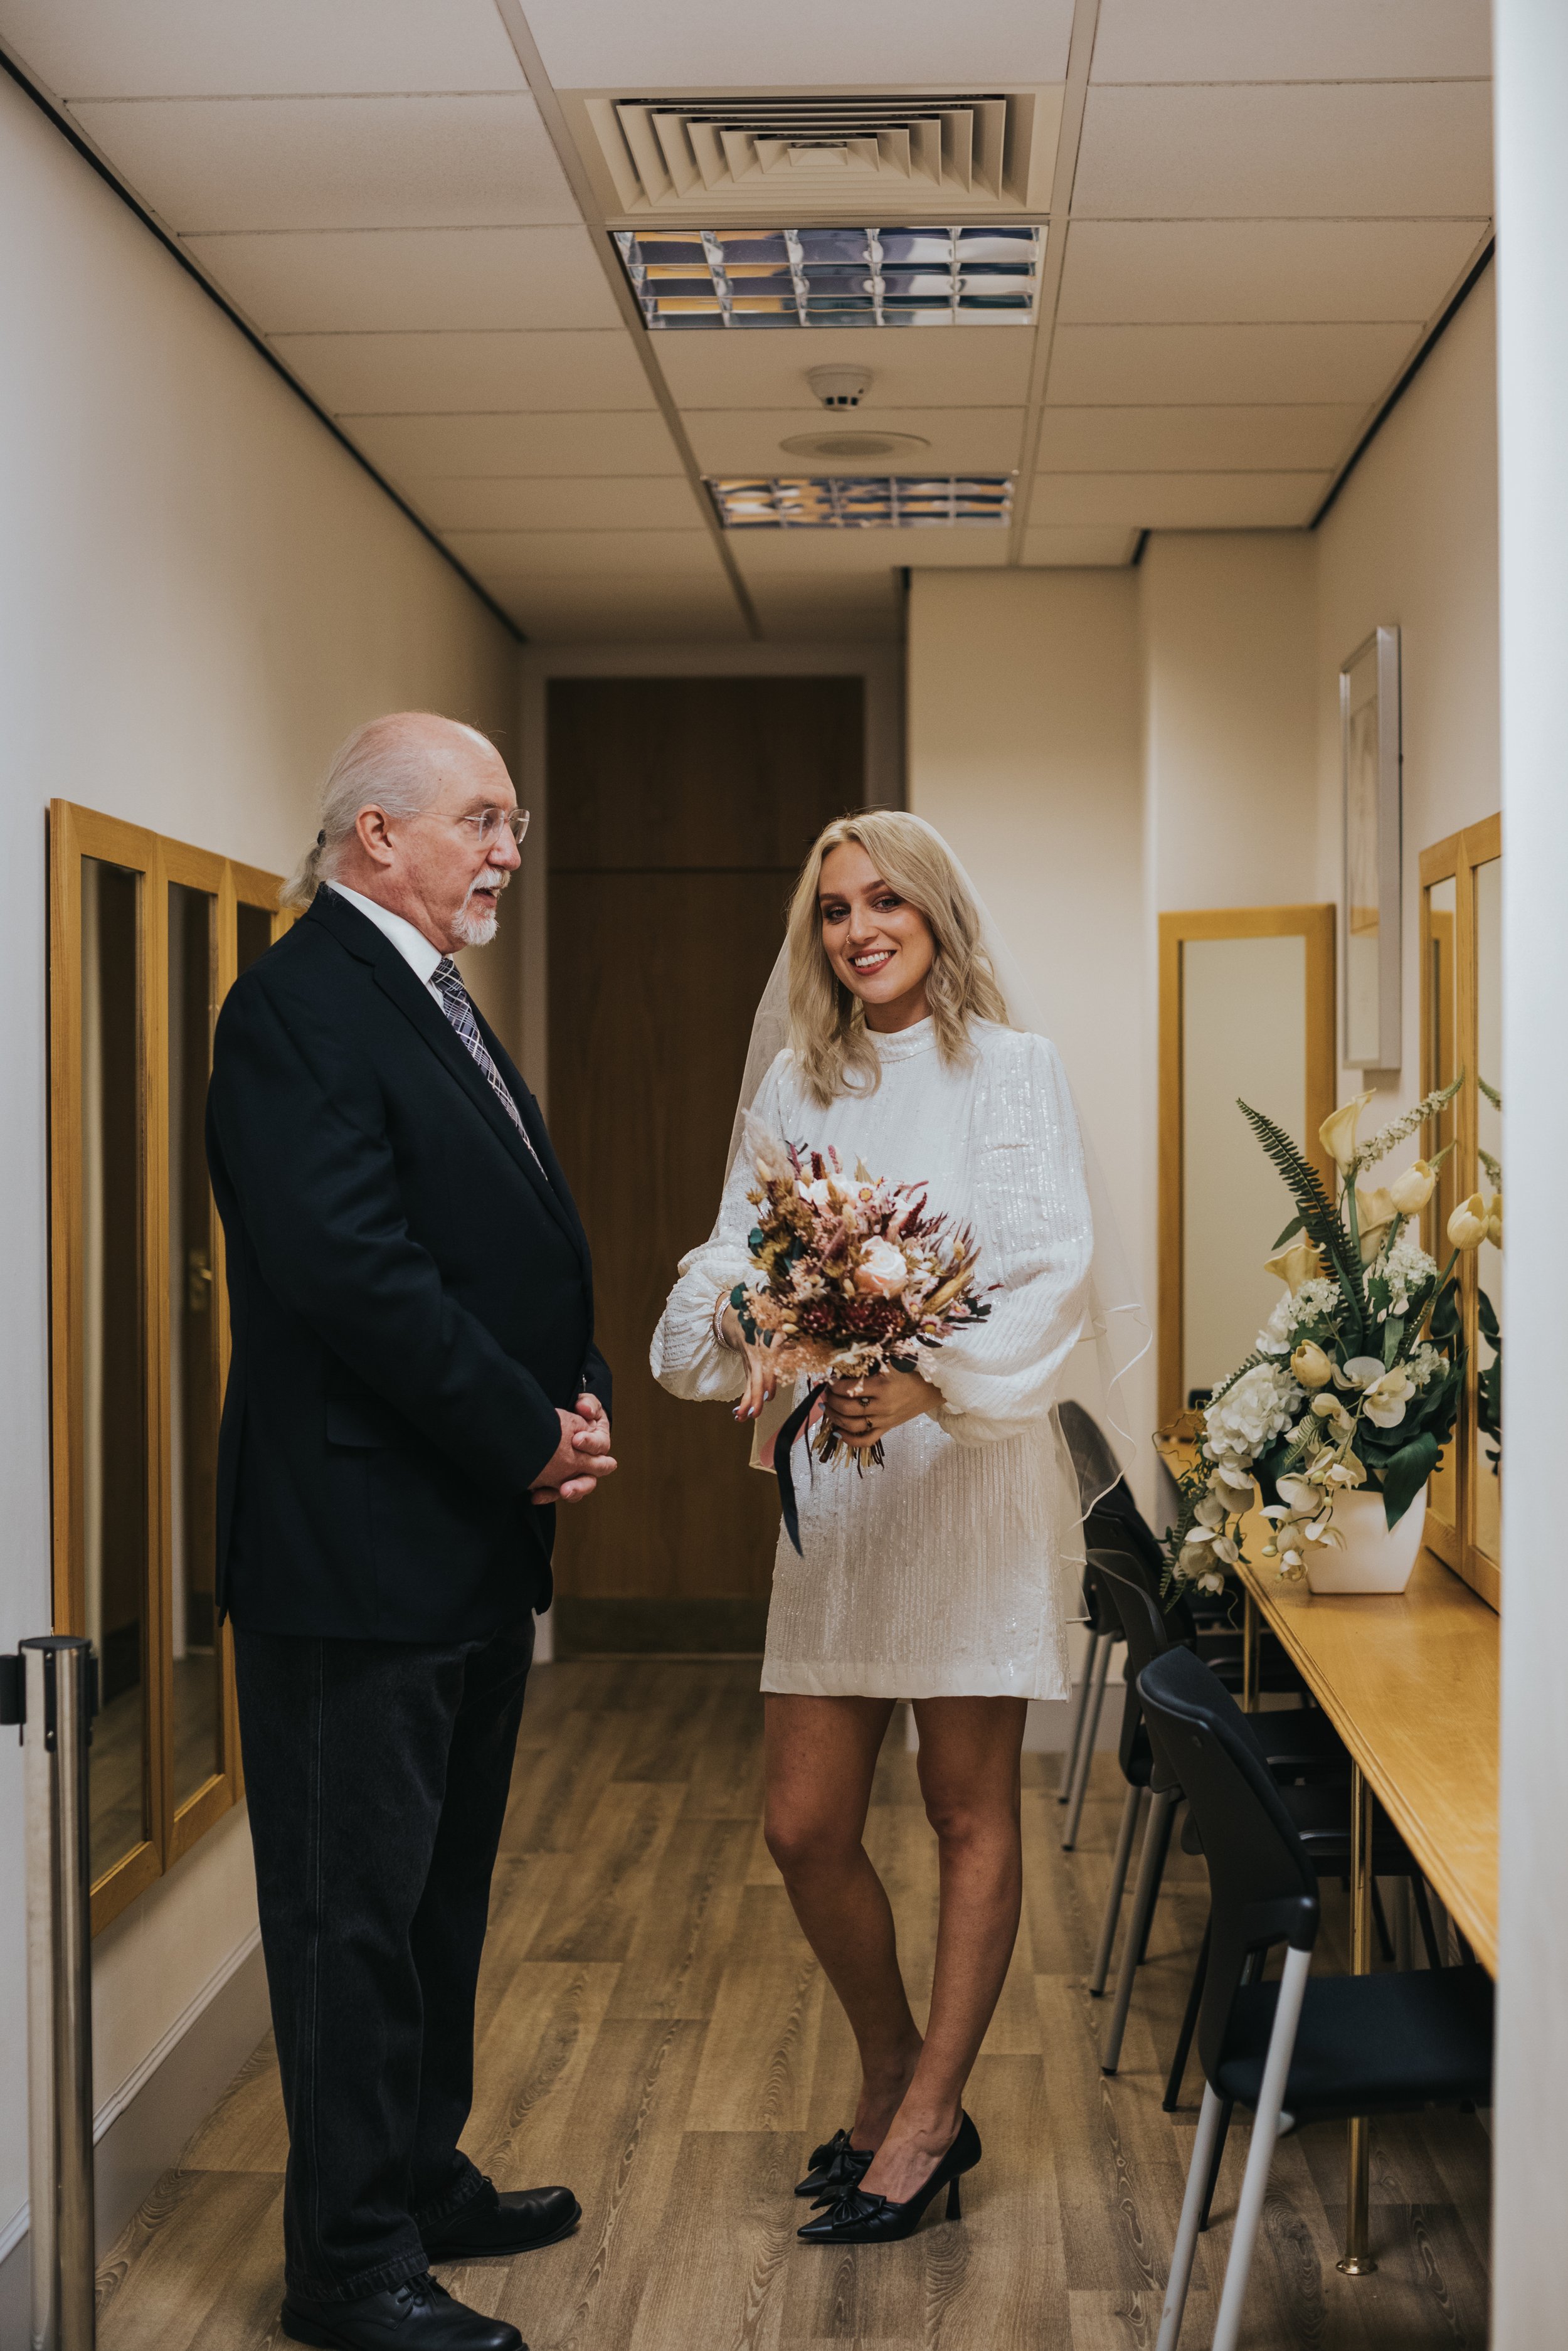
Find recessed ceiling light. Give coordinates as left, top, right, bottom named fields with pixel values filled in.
left=613, top=226, right=1041, bottom=331
left=708, top=477, right=1014, bottom=529
left=780, top=430, right=931, bottom=461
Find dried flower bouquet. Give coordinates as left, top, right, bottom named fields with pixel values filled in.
left=732, top=1136, right=992, bottom=1477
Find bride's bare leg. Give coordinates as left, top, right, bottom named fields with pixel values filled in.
left=763, top=1694, right=922, bottom=2146
left=859, top=1694, right=1029, bottom=2202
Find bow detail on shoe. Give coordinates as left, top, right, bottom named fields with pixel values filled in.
left=795, top=2127, right=874, bottom=2200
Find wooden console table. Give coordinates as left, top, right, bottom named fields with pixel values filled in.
left=1155, top=1437, right=1498, bottom=2273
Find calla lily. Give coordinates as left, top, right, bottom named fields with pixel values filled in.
left=1264, top=1238, right=1324, bottom=1293
left=1353, top=1185, right=1398, bottom=1263
left=1448, top=1193, right=1489, bottom=1251
left=1320, top=1091, right=1375, bottom=1174
left=1290, top=1340, right=1334, bottom=1390
left=1389, top=1159, right=1438, bottom=1216
left=1486, top=1191, right=1503, bottom=1250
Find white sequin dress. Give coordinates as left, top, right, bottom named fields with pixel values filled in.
left=650, top=1018, right=1094, bottom=1701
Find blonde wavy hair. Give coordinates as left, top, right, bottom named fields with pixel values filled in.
left=785, top=811, right=1010, bottom=1108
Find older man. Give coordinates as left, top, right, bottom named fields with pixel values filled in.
left=207, top=713, right=613, bottom=2351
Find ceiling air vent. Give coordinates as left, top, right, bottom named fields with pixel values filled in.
left=579, top=90, right=1057, bottom=220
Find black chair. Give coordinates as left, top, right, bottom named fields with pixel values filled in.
left=1086, top=1553, right=1350, bottom=2078
left=1054, top=1403, right=1128, bottom=1842
left=1139, top=1647, right=1493, bottom=2351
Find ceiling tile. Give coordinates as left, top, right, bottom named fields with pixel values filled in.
left=1036, top=404, right=1365, bottom=471
left=271, top=330, right=654, bottom=416
left=182, top=227, right=621, bottom=333
left=1047, top=321, right=1420, bottom=406
left=522, top=0, right=1074, bottom=89
left=650, top=322, right=1039, bottom=411
left=1059, top=219, right=1488, bottom=326
left=417, top=477, right=706, bottom=531
left=1029, top=471, right=1329, bottom=528
left=68, top=95, right=580, bottom=231
left=1018, top=526, right=1140, bottom=566
left=443, top=529, right=726, bottom=578
left=1074, top=82, right=1493, bottom=219
left=343, top=411, right=685, bottom=479
left=685, top=408, right=1025, bottom=475
left=1092, top=0, right=1491, bottom=83
left=0, top=0, right=526, bottom=97
left=728, top=532, right=1002, bottom=579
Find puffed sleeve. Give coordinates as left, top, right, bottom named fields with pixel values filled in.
left=918, top=1032, right=1094, bottom=1446
left=650, top=1053, right=790, bottom=1404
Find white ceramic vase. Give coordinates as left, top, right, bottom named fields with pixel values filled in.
left=1303, top=1485, right=1428, bottom=1595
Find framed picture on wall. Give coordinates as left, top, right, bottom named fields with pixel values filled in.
left=1340, top=625, right=1402, bottom=1068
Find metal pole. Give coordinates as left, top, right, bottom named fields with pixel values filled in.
left=1337, top=1761, right=1377, bottom=2277
left=9, top=1637, right=98, bottom=2350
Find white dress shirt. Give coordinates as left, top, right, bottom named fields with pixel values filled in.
left=326, top=881, right=445, bottom=1007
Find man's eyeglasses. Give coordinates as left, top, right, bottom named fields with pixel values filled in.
left=457, top=807, right=531, bottom=847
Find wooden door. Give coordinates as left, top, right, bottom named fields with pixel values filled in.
left=547, top=676, right=864, bottom=1653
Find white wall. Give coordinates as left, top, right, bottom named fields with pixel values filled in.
left=1314, top=266, right=1501, bottom=1111
left=0, top=72, right=518, bottom=2262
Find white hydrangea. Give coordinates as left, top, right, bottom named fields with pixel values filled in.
left=1258, top=1276, right=1343, bottom=1354
left=1204, top=1362, right=1303, bottom=1469
left=1377, top=1233, right=1439, bottom=1319
left=1406, top=1340, right=1446, bottom=1391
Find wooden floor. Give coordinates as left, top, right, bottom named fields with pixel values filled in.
left=95, top=1660, right=1492, bottom=2350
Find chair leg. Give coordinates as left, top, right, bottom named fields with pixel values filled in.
left=1101, top=1788, right=1175, bottom=2074
left=1197, top=2099, right=1232, bottom=2231
left=1370, top=1878, right=1394, bottom=1963
left=1058, top=1632, right=1103, bottom=1801
left=1135, top=1796, right=1177, bottom=1966
left=1163, top=1914, right=1210, bottom=2111
left=1089, top=1783, right=1143, bottom=1997
left=1156, top=2081, right=1225, bottom=2351
left=1061, top=1635, right=1114, bottom=1850
left=1210, top=1945, right=1312, bottom=2351
left=1411, top=1876, right=1443, bottom=1970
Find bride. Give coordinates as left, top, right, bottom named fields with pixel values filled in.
left=652, top=810, right=1108, bottom=2242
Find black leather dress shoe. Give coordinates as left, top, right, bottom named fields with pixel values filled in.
left=280, top=2271, right=524, bottom=2349
left=422, top=2186, right=581, bottom=2263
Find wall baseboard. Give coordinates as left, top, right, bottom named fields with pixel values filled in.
left=0, top=1935, right=272, bottom=2327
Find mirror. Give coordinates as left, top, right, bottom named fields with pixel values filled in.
left=1419, top=817, right=1502, bottom=1607
left=1158, top=906, right=1336, bottom=1426
left=169, top=880, right=222, bottom=1809
left=81, top=854, right=151, bottom=1882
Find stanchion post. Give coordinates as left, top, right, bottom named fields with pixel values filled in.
left=3, top=1637, right=98, bottom=2350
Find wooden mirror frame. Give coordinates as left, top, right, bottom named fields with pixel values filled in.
left=1158, top=905, right=1337, bottom=1428
left=48, top=802, right=290, bottom=1931
left=1419, top=814, right=1502, bottom=1611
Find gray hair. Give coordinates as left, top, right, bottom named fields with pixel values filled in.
left=280, top=712, right=491, bottom=910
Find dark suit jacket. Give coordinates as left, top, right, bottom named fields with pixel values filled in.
left=206, top=887, right=610, bottom=1642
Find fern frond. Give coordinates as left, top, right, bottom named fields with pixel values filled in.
left=1237, top=1100, right=1365, bottom=1342
left=1478, top=1073, right=1502, bottom=1110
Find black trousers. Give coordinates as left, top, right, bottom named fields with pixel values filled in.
left=234, top=1618, right=534, bottom=2301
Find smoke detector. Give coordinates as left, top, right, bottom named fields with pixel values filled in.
left=780, top=429, right=930, bottom=462
left=807, top=365, right=872, bottom=409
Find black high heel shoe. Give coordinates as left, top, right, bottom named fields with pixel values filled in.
left=797, top=2112, right=981, bottom=2243
left=795, top=2128, right=874, bottom=2201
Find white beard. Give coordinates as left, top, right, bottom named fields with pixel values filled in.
left=452, top=870, right=506, bottom=948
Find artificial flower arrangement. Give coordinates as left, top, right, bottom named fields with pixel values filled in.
left=732, top=1138, right=990, bottom=1478
left=1163, top=1080, right=1498, bottom=1591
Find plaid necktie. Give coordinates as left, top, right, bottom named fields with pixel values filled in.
left=432, top=958, right=548, bottom=1181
